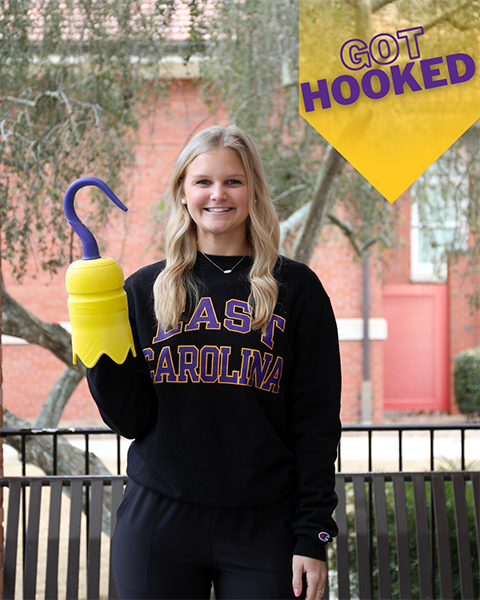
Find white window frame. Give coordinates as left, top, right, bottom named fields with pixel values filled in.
left=410, top=167, right=469, bottom=283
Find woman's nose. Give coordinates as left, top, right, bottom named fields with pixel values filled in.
left=210, top=183, right=227, bottom=200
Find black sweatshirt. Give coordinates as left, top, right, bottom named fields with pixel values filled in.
left=87, top=252, right=342, bottom=561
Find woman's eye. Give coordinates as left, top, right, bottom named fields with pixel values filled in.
left=194, top=178, right=243, bottom=185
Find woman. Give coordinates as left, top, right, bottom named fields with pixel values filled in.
left=87, top=125, right=341, bottom=600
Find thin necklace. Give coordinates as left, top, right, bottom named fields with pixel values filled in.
left=200, top=251, right=247, bottom=274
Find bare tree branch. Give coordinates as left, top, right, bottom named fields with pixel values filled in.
left=279, top=201, right=311, bottom=248
left=372, top=0, right=397, bottom=13
left=280, top=200, right=392, bottom=258
left=1, top=277, right=84, bottom=375
left=275, top=184, right=308, bottom=204
left=422, top=0, right=472, bottom=32
left=327, top=212, right=363, bottom=256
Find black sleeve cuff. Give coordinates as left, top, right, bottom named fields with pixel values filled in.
left=293, top=536, right=327, bottom=561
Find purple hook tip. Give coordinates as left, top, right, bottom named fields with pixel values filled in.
left=63, top=176, right=128, bottom=260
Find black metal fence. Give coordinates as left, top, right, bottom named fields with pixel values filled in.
left=1, top=472, right=478, bottom=599
left=0, top=427, right=125, bottom=475
left=1, top=424, right=479, bottom=600
left=338, top=423, right=480, bottom=472
left=1, top=422, right=479, bottom=475
left=332, top=470, right=480, bottom=600
left=1, top=475, right=127, bottom=600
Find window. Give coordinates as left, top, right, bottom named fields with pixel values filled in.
left=411, top=160, right=469, bottom=283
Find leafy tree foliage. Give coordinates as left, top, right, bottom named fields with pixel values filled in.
left=0, top=0, right=194, bottom=277
left=0, top=0, right=208, bottom=502
left=198, top=0, right=480, bottom=264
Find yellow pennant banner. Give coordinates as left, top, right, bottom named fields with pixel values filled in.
left=299, top=3, right=480, bottom=203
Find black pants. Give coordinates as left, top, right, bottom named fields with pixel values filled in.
left=112, top=480, right=299, bottom=600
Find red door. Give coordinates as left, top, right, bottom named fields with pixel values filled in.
left=383, top=284, right=449, bottom=412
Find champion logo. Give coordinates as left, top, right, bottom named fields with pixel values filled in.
left=318, top=531, right=331, bottom=542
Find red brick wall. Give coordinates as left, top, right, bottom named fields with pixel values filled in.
left=3, top=346, right=100, bottom=423
left=312, top=222, right=384, bottom=424
left=382, top=190, right=411, bottom=286
left=2, top=80, right=383, bottom=425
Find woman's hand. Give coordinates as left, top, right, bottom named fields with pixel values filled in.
left=292, top=555, right=326, bottom=600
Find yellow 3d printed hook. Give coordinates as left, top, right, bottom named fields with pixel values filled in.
left=64, top=177, right=136, bottom=367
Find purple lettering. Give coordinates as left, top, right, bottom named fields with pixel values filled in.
left=396, top=27, right=424, bottom=60
left=362, top=69, right=390, bottom=99
left=219, top=347, right=240, bottom=384
left=370, top=33, right=399, bottom=65
left=239, top=348, right=254, bottom=385
left=154, top=347, right=177, bottom=383
left=331, top=75, right=360, bottom=105
left=200, top=346, right=219, bottom=383
left=421, top=56, right=447, bottom=89
left=261, top=314, right=286, bottom=350
left=391, top=62, right=422, bottom=94
left=224, top=300, right=252, bottom=333
left=152, top=321, right=182, bottom=343
left=249, top=351, right=273, bottom=388
left=177, top=346, right=199, bottom=383
left=300, top=80, right=331, bottom=111
left=340, top=38, right=371, bottom=71
left=143, top=348, right=155, bottom=381
left=261, top=357, right=284, bottom=393
left=185, top=297, right=221, bottom=331
left=446, top=53, right=475, bottom=84
left=143, top=348, right=154, bottom=362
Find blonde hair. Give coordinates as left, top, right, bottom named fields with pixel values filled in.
left=153, top=125, right=280, bottom=332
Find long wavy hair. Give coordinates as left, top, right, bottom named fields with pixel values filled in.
left=153, top=125, right=280, bottom=332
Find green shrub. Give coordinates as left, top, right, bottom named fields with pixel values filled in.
left=454, top=348, right=480, bottom=415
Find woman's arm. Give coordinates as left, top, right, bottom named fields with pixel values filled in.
left=286, top=279, right=342, bottom=562
left=87, top=271, right=159, bottom=439
left=87, top=350, right=157, bottom=439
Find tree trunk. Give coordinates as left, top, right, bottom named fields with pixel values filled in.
left=292, top=146, right=346, bottom=265
left=292, top=0, right=376, bottom=266
left=353, top=0, right=374, bottom=39
left=1, top=279, right=84, bottom=375
left=35, top=366, right=85, bottom=428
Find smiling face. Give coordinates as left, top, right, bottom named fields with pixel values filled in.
left=182, top=147, right=250, bottom=255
